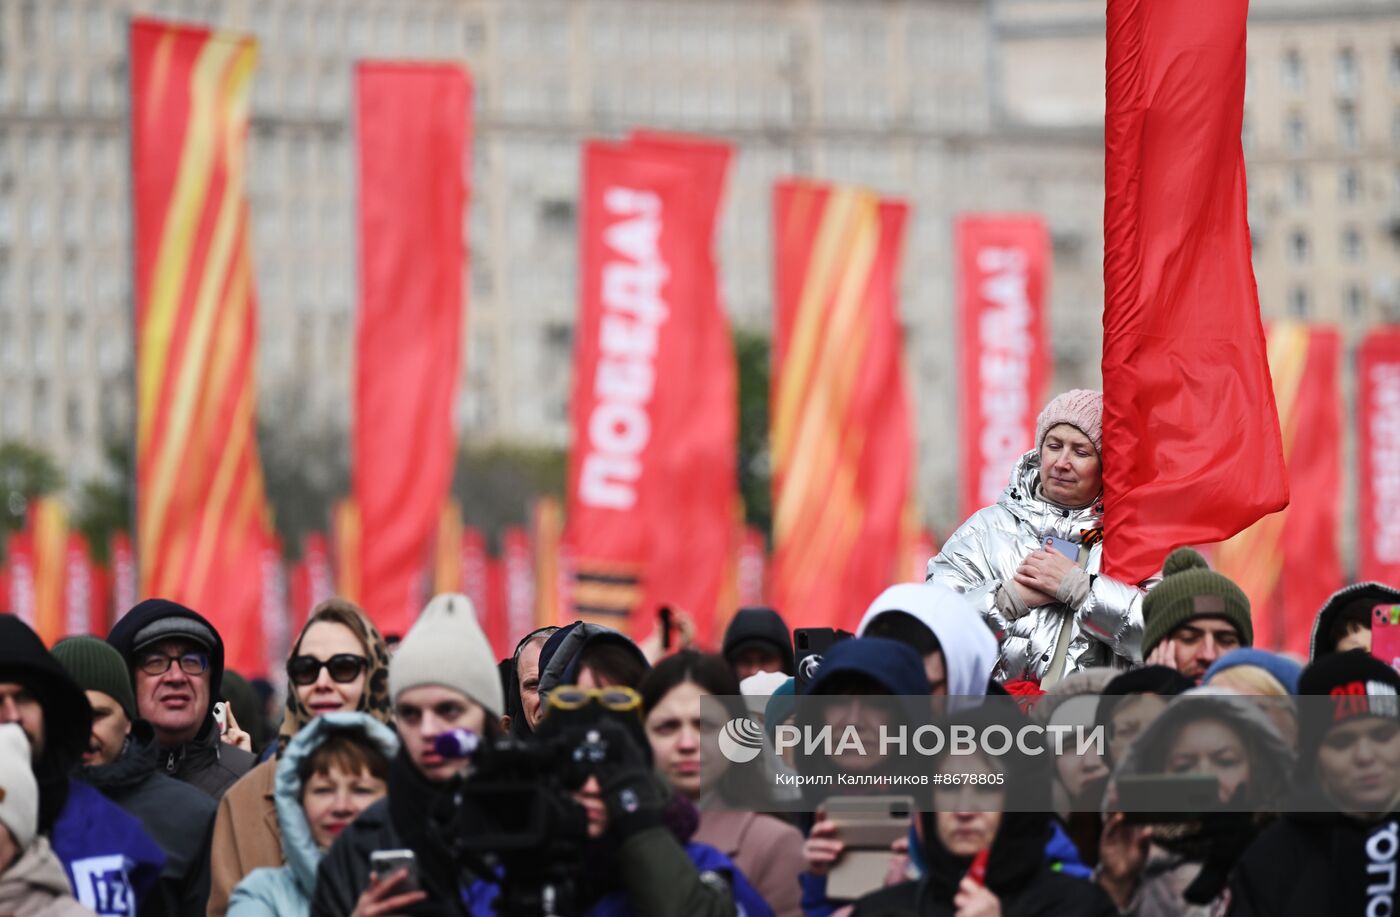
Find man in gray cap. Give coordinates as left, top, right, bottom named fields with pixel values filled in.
left=107, top=599, right=255, bottom=799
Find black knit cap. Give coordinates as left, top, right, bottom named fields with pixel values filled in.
left=721, top=607, right=795, bottom=676
left=1094, top=664, right=1195, bottom=741
left=1297, top=650, right=1400, bottom=763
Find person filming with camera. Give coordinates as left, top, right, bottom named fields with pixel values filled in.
left=460, top=677, right=772, bottom=917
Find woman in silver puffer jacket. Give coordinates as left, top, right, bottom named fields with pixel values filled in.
left=928, top=390, right=1153, bottom=683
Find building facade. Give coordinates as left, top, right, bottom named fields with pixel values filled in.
left=0, top=0, right=1395, bottom=564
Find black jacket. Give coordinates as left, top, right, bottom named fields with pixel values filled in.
left=153, top=719, right=255, bottom=799
left=853, top=868, right=1116, bottom=917
left=311, top=797, right=466, bottom=917
left=1229, top=811, right=1400, bottom=916
left=82, top=721, right=217, bottom=916
left=107, top=599, right=256, bottom=799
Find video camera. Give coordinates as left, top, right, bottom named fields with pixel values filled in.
left=429, top=690, right=648, bottom=917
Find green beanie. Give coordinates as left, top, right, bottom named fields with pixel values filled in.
left=1141, top=548, right=1252, bottom=656
left=52, top=636, right=137, bottom=722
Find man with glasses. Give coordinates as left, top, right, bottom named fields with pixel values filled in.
left=107, top=599, right=255, bottom=799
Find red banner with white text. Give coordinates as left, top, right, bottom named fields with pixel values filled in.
left=1360, top=330, right=1400, bottom=586
left=956, top=217, right=1050, bottom=521
left=771, top=181, right=912, bottom=631
left=564, top=139, right=735, bottom=639
left=353, top=63, right=470, bottom=635
left=1216, top=325, right=1341, bottom=654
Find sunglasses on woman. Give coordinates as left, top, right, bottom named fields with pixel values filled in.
left=286, top=653, right=369, bottom=686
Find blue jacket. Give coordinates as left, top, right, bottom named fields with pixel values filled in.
left=50, top=779, right=165, bottom=917
left=465, top=842, right=774, bottom=917
left=228, top=714, right=401, bottom=917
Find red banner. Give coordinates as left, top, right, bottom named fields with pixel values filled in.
left=771, top=181, right=912, bottom=631
left=502, top=528, right=535, bottom=656
left=130, top=20, right=273, bottom=674
left=1101, top=0, right=1287, bottom=583
left=110, top=533, right=137, bottom=623
left=461, top=527, right=490, bottom=626
left=736, top=528, right=768, bottom=608
left=955, top=217, right=1050, bottom=520
left=7, top=533, right=35, bottom=628
left=1360, top=330, right=1400, bottom=585
left=259, top=538, right=289, bottom=678
left=64, top=534, right=96, bottom=637
left=565, top=138, right=735, bottom=636
left=1216, top=325, right=1342, bottom=654
left=353, top=63, right=470, bottom=635
left=303, top=533, right=334, bottom=612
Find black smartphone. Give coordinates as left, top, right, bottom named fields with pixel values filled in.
left=1116, top=774, right=1221, bottom=823
left=794, top=627, right=852, bottom=693
left=659, top=606, right=674, bottom=651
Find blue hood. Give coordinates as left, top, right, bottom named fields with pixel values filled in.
left=274, top=713, right=400, bottom=899
left=804, top=637, right=930, bottom=696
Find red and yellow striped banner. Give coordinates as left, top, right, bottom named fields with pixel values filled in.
left=1215, top=323, right=1342, bottom=653
left=771, top=181, right=912, bottom=631
left=131, top=19, right=271, bottom=672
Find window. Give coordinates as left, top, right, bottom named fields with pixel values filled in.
left=1341, top=166, right=1362, bottom=203
left=1336, top=46, right=1359, bottom=95
left=1345, top=284, right=1365, bottom=317
left=1289, top=285, right=1310, bottom=318
left=1287, top=168, right=1309, bottom=205
left=1338, top=104, right=1360, bottom=150
left=1342, top=225, right=1363, bottom=261
left=1286, top=113, right=1307, bottom=152
left=1392, top=45, right=1400, bottom=88
left=1288, top=229, right=1311, bottom=264
left=1283, top=48, right=1305, bottom=91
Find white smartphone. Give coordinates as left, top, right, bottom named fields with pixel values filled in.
left=212, top=701, right=228, bottom=735
left=369, top=849, right=420, bottom=893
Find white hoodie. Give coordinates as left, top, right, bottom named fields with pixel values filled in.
left=855, top=582, right=999, bottom=696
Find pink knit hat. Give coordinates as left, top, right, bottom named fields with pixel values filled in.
left=1035, top=389, right=1103, bottom=455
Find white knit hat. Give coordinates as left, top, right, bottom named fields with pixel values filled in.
left=0, top=724, right=38, bottom=850
left=388, top=594, right=504, bottom=718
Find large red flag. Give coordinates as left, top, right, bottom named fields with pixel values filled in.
left=956, top=217, right=1050, bottom=521
left=1101, top=0, right=1288, bottom=582
left=1216, top=325, right=1342, bottom=654
left=353, top=64, right=470, bottom=635
left=1360, top=330, right=1400, bottom=586
left=564, top=140, right=733, bottom=636
left=771, top=181, right=912, bottom=631
left=130, top=20, right=273, bottom=673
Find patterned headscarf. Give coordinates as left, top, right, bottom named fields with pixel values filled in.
left=278, top=598, right=393, bottom=753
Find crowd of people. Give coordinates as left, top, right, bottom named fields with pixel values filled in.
left=0, top=387, right=1398, bottom=916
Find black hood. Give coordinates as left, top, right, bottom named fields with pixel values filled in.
left=107, top=598, right=226, bottom=727
left=0, top=614, right=93, bottom=831
left=1311, top=582, right=1400, bottom=660
left=722, top=607, right=794, bottom=675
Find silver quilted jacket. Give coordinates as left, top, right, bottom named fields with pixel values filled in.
left=927, top=450, right=1152, bottom=682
